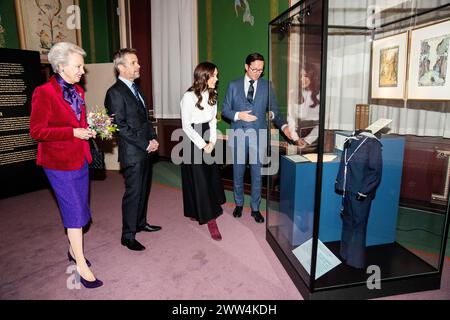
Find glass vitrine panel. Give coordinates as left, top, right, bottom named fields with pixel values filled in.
left=268, top=0, right=450, bottom=298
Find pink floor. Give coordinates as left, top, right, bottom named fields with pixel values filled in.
left=0, top=171, right=449, bottom=300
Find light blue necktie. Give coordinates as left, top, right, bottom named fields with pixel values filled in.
left=131, top=83, right=144, bottom=108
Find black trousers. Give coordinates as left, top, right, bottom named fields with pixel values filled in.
left=121, top=159, right=152, bottom=239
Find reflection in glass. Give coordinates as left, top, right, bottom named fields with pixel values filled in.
left=287, top=63, right=320, bottom=150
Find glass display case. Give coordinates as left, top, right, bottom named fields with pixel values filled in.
left=267, top=0, right=450, bottom=299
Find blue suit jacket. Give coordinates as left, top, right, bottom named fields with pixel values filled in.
left=221, top=77, right=286, bottom=130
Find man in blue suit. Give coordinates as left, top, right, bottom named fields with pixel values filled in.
left=222, top=53, right=291, bottom=223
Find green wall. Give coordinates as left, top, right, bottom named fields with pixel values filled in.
left=0, top=0, right=118, bottom=63
left=198, top=0, right=290, bottom=132
left=79, top=0, right=120, bottom=63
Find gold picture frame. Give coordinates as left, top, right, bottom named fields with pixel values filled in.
left=407, top=19, right=450, bottom=100
left=371, top=32, right=408, bottom=100
left=14, top=0, right=82, bottom=62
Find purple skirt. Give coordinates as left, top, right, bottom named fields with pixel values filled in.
left=44, top=161, right=91, bottom=228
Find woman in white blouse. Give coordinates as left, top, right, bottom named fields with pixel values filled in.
left=180, top=62, right=226, bottom=241
left=287, top=63, right=320, bottom=148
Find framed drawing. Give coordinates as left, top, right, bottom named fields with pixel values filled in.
left=408, top=19, right=450, bottom=100
left=14, top=0, right=81, bottom=60
left=371, top=32, right=408, bottom=100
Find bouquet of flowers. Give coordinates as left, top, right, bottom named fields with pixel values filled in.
left=87, top=106, right=119, bottom=140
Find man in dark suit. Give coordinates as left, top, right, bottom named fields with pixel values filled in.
left=222, top=53, right=291, bottom=223
left=105, top=48, right=161, bottom=251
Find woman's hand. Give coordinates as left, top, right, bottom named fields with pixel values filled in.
left=89, top=129, right=97, bottom=139
left=203, top=142, right=214, bottom=154
left=73, top=128, right=95, bottom=140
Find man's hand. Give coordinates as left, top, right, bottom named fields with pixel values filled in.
left=295, top=138, right=308, bottom=149
left=282, top=126, right=292, bottom=140
left=238, top=111, right=257, bottom=122
left=147, top=139, right=159, bottom=153
left=203, top=142, right=214, bottom=154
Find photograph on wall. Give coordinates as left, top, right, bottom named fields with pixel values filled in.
left=14, top=0, right=81, bottom=59
left=371, top=32, right=408, bottom=99
left=408, top=19, right=450, bottom=100
left=0, top=14, right=5, bottom=48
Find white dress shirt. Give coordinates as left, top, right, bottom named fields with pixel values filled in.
left=180, top=90, right=218, bottom=149
left=233, top=75, right=259, bottom=121
left=287, top=90, right=320, bottom=144
left=244, top=74, right=258, bottom=101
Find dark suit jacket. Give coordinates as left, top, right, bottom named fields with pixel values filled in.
left=335, top=134, right=383, bottom=199
left=30, top=76, right=92, bottom=170
left=104, top=79, right=157, bottom=166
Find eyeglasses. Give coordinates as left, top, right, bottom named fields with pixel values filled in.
left=249, top=67, right=264, bottom=73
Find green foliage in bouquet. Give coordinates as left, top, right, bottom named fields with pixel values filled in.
left=87, top=106, right=119, bottom=140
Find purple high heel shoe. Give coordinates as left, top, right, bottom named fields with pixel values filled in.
left=76, top=271, right=103, bottom=289
left=68, top=251, right=92, bottom=267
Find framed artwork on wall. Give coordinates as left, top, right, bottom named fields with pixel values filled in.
left=0, top=14, right=5, bottom=48
left=408, top=19, right=450, bottom=100
left=14, top=0, right=81, bottom=61
left=371, top=32, right=408, bottom=100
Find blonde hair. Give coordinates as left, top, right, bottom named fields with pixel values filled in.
left=47, top=42, right=86, bottom=73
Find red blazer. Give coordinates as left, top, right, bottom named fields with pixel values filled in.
left=30, top=76, right=92, bottom=170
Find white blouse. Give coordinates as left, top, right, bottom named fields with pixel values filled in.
left=287, top=90, right=320, bottom=144
left=180, top=90, right=218, bottom=149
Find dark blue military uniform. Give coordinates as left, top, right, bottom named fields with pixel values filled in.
left=335, top=132, right=382, bottom=269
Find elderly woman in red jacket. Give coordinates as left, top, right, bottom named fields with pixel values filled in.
left=30, top=42, right=102, bottom=288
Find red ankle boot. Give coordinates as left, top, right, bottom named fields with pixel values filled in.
left=207, top=219, right=222, bottom=241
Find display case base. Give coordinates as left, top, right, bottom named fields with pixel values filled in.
left=266, top=230, right=442, bottom=300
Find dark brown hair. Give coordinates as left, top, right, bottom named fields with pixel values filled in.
left=245, top=52, right=264, bottom=65
left=300, top=63, right=320, bottom=107
left=188, top=62, right=218, bottom=110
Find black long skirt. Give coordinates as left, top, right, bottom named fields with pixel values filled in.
left=180, top=122, right=226, bottom=224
